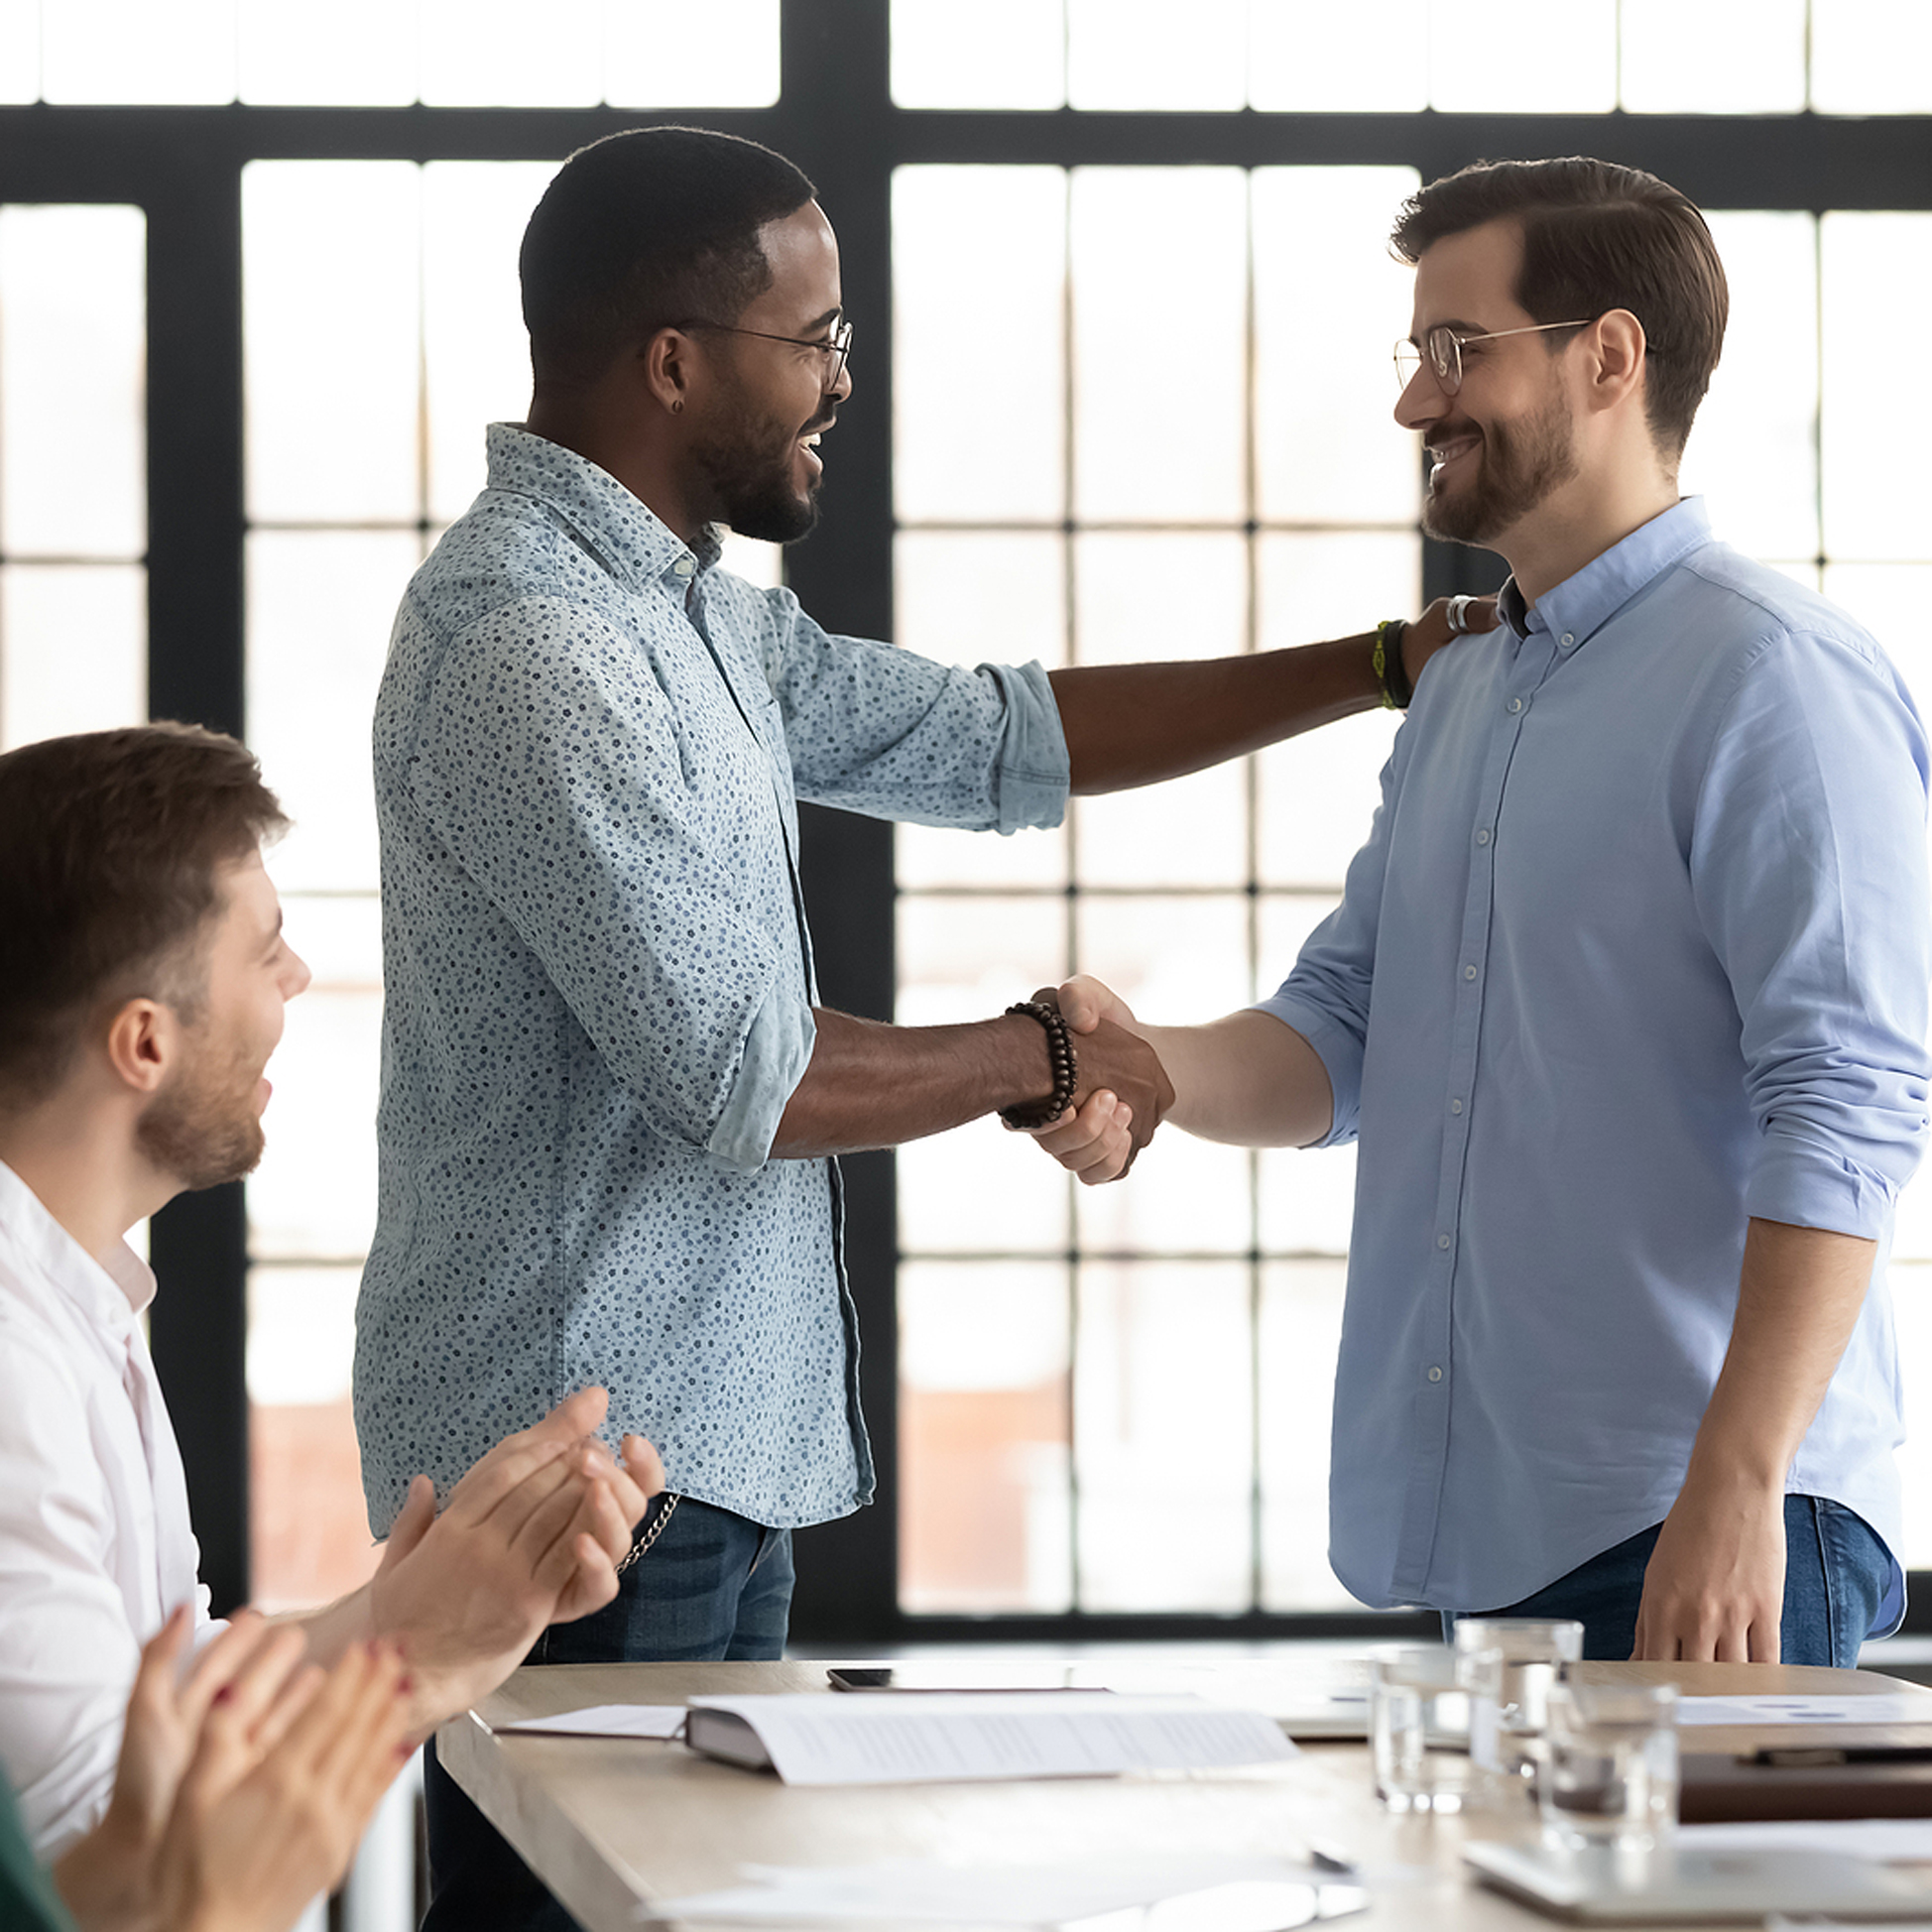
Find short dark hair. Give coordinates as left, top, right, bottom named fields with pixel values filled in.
left=1390, top=157, right=1728, bottom=460
left=521, top=125, right=817, bottom=383
left=0, top=724, right=288, bottom=1104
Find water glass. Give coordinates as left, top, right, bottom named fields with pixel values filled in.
left=1371, top=1643, right=1502, bottom=1814
left=1540, top=1679, right=1679, bottom=1850
left=1452, top=1617, right=1584, bottom=1783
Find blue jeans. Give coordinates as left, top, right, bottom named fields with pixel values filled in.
left=1441, top=1494, right=1890, bottom=1663
left=422, top=1495, right=794, bottom=1932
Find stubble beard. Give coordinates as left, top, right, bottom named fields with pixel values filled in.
left=136, top=1034, right=267, bottom=1193
left=690, top=374, right=822, bottom=545
left=1422, top=387, right=1580, bottom=548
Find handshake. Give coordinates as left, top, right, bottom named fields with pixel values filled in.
left=1011, top=976, right=1168, bottom=1186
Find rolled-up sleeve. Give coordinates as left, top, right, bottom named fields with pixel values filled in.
left=737, top=581, right=1069, bottom=834
left=408, top=596, right=815, bottom=1167
left=1253, top=748, right=1398, bottom=1147
left=1692, top=627, right=1932, bottom=1237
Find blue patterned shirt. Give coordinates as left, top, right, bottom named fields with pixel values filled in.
left=1260, top=499, right=1931, bottom=1629
left=356, top=425, right=1067, bottom=1530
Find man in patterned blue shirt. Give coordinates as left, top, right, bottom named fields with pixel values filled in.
left=364, top=126, right=1477, bottom=1927
left=1035, top=159, right=1931, bottom=1675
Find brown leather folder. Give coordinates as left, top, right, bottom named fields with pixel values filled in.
left=1681, top=1748, right=1932, bottom=1821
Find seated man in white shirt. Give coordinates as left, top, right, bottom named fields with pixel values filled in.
left=0, top=721, right=667, bottom=1907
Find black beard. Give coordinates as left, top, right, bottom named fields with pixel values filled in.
left=1422, top=389, right=1579, bottom=547
left=691, top=401, right=823, bottom=545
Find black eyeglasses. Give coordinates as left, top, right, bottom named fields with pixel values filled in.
left=679, top=318, right=854, bottom=387
left=1393, top=319, right=1593, bottom=396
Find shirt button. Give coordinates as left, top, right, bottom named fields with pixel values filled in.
left=1463, top=964, right=1478, bottom=981
left=673, top=557, right=695, bottom=578
left=1427, top=1366, right=1444, bottom=1383
left=1450, top=1098, right=1464, bottom=1115
left=1507, top=696, right=1524, bottom=714
left=1476, top=827, right=1492, bottom=846
left=1559, top=632, right=1575, bottom=648
left=1437, top=1233, right=1452, bottom=1251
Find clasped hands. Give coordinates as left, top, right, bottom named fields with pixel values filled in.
left=1025, top=976, right=1163, bottom=1183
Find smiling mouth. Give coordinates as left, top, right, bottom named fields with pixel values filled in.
left=1426, top=433, right=1480, bottom=487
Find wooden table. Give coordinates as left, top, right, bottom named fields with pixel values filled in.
left=438, top=1657, right=1932, bottom=1931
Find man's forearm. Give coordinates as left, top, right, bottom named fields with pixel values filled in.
left=771, top=1011, right=1077, bottom=1158
left=1687, top=1217, right=1876, bottom=1488
left=1141, top=1011, right=1333, bottom=1148
left=1050, top=634, right=1390, bottom=796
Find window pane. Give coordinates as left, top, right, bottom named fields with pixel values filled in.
left=419, top=0, right=600, bottom=105
left=895, top=168, right=1066, bottom=524
left=900, top=1128, right=1072, bottom=1256
left=247, top=531, right=421, bottom=895
left=1822, top=565, right=1932, bottom=696
left=1682, top=213, right=1818, bottom=560
left=1254, top=168, right=1420, bottom=525
left=1076, top=1125, right=1253, bottom=1258
left=1075, top=1261, right=1253, bottom=1611
left=0, top=7, right=36, bottom=101
left=1072, top=170, right=1246, bottom=522
left=891, top=0, right=1066, bottom=108
left=900, top=1261, right=1071, bottom=1614
left=1073, top=529, right=1246, bottom=664
left=898, top=893, right=1068, bottom=1025
left=1249, top=0, right=1426, bottom=112
left=1256, top=535, right=1408, bottom=890
left=238, top=0, right=416, bottom=103
left=1811, top=0, right=1932, bottom=113
left=248, top=1262, right=379, bottom=1613
left=1074, top=893, right=1252, bottom=1027
left=423, top=163, right=552, bottom=524
left=247, top=895, right=382, bottom=1263
left=0, top=205, right=145, bottom=559
left=1259, top=1141, right=1356, bottom=1257
left=1067, top=0, right=1247, bottom=110
left=42, top=0, right=235, bottom=103
left=1822, top=214, right=1932, bottom=562
left=606, top=0, right=781, bottom=107
left=245, top=163, right=423, bottom=524
left=1260, top=1259, right=1356, bottom=1609
left=1429, top=0, right=1616, bottom=111
left=0, top=564, right=145, bottom=750
left=896, top=530, right=1069, bottom=890
left=1620, top=0, right=1805, bottom=112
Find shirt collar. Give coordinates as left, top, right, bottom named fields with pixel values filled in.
left=483, top=423, right=720, bottom=592
left=1498, top=496, right=1714, bottom=648
left=0, top=1157, right=155, bottom=1330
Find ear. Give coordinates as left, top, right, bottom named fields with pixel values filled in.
left=103, top=998, right=174, bottom=1099
left=1583, top=308, right=1647, bottom=416
left=641, top=326, right=699, bottom=420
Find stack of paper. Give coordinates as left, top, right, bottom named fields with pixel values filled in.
left=684, top=1692, right=1298, bottom=1785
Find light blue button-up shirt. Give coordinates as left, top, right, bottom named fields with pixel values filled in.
left=357, top=425, right=1068, bottom=1531
left=1260, top=499, right=1931, bottom=1627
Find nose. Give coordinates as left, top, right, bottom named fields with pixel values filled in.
left=828, top=352, right=853, bottom=407
left=1394, top=362, right=1445, bottom=431
left=285, top=945, right=313, bottom=1001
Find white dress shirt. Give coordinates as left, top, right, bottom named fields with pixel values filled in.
left=0, top=1159, right=210, bottom=1858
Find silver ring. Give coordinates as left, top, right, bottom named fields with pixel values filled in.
left=1445, top=595, right=1475, bottom=636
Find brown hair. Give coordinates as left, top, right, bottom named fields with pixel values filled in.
left=1390, top=157, right=1728, bottom=460
left=0, top=723, right=288, bottom=1102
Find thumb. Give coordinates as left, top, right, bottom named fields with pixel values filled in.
left=532, top=1385, right=610, bottom=1443
left=376, top=1474, right=436, bottom=1576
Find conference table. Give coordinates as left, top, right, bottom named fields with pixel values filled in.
left=438, top=1655, right=1932, bottom=1930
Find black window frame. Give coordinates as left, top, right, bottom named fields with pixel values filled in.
left=4, top=0, right=1928, bottom=1642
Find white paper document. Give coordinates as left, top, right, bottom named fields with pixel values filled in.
left=1676, top=1691, right=1932, bottom=1727
left=649, top=1854, right=1359, bottom=1926
left=498, top=1704, right=687, bottom=1740
left=1687, top=1820, right=1932, bottom=1859
left=683, top=1692, right=1296, bottom=1786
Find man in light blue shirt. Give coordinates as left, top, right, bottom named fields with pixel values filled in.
left=1039, top=158, right=1931, bottom=1664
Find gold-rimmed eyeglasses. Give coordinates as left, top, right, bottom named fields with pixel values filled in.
left=1393, top=319, right=1593, bottom=396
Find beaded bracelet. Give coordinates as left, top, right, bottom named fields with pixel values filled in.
left=1373, top=619, right=1414, bottom=711
left=998, top=1000, right=1078, bottom=1131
